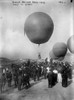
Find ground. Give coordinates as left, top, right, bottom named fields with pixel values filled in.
left=2, top=76, right=74, bottom=100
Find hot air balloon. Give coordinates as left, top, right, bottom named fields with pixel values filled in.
left=67, top=35, right=74, bottom=53
left=49, top=50, right=58, bottom=60
left=49, top=50, right=64, bottom=61
left=24, top=12, right=54, bottom=59
left=53, top=42, right=67, bottom=58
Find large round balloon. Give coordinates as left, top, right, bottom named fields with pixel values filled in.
left=24, top=12, right=54, bottom=44
left=49, top=50, right=58, bottom=60
left=53, top=42, right=67, bottom=57
left=67, top=35, right=74, bottom=53
left=49, top=50, right=64, bottom=61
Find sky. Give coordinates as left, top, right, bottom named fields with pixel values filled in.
left=0, top=0, right=73, bottom=60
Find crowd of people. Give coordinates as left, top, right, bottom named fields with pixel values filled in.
left=0, top=59, right=73, bottom=93
left=47, top=61, right=72, bottom=88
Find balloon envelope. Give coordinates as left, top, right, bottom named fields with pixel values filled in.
left=49, top=50, right=64, bottom=61
left=49, top=50, right=58, bottom=60
left=53, top=42, right=67, bottom=58
left=24, top=12, right=54, bottom=44
left=67, top=35, right=74, bottom=53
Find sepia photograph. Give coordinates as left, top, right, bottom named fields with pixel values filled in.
left=0, top=0, right=74, bottom=100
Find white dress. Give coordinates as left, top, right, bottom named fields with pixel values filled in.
left=58, top=73, right=62, bottom=83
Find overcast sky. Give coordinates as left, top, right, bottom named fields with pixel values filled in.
left=0, top=0, right=73, bottom=60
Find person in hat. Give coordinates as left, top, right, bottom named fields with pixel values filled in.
left=47, top=69, right=53, bottom=88
left=53, top=69, right=58, bottom=85
left=0, top=72, right=6, bottom=93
